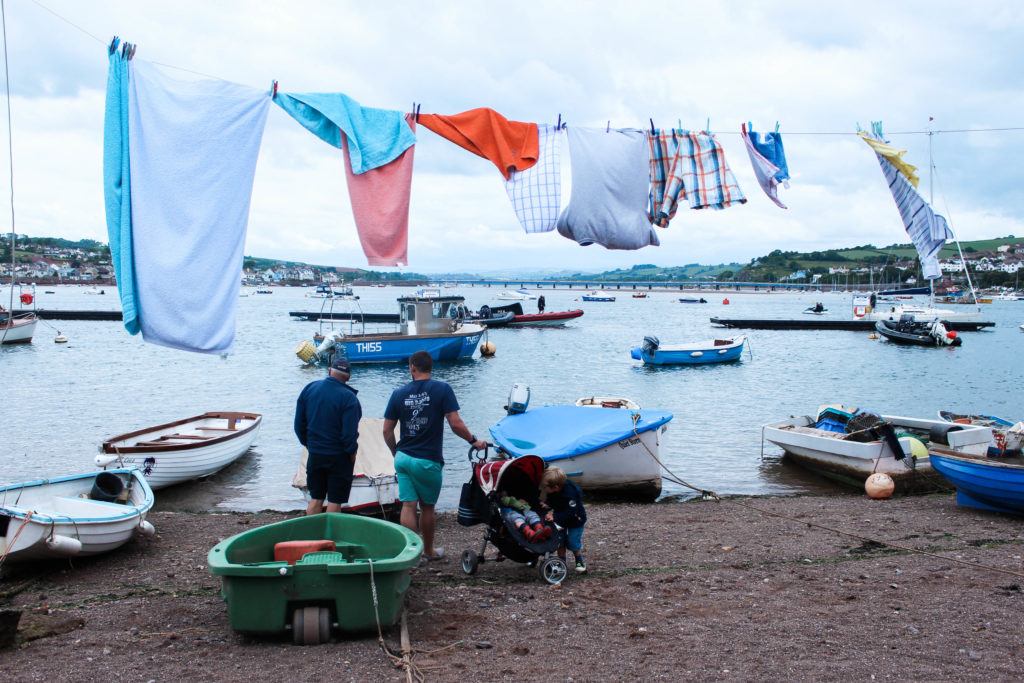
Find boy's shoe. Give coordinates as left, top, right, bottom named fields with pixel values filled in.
left=521, top=525, right=537, bottom=542
left=574, top=556, right=587, bottom=573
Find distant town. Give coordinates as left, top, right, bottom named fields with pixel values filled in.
left=3, top=233, right=1022, bottom=289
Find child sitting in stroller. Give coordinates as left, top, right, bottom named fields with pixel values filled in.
left=499, top=494, right=552, bottom=543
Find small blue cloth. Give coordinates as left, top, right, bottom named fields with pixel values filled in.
left=102, top=39, right=139, bottom=334
left=747, top=122, right=790, bottom=183
left=274, top=92, right=415, bottom=174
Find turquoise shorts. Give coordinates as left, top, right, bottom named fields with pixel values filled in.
left=394, top=451, right=443, bottom=506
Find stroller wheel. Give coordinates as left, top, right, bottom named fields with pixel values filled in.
left=461, top=549, right=480, bottom=575
left=538, top=556, right=568, bottom=585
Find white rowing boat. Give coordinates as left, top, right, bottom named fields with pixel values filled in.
left=0, top=468, right=155, bottom=563
left=96, top=412, right=262, bottom=490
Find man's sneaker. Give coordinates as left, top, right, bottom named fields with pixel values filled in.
left=574, top=556, right=587, bottom=573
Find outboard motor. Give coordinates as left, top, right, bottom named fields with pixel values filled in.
left=505, top=383, right=531, bottom=415
left=642, top=336, right=660, bottom=354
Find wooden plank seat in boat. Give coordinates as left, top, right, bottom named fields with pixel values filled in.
left=157, top=434, right=214, bottom=441
left=782, top=425, right=847, bottom=439
left=196, top=427, right=239, bottom=432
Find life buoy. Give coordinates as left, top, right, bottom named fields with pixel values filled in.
left=19, top=293, right=32, bottom=305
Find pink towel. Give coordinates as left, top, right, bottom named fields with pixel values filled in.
left=342, top=115, right=415, bottom=266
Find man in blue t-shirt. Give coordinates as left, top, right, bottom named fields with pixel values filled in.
left=294, top=356, right=362, bottom=515
left=383, top=350, right=486, bottom=560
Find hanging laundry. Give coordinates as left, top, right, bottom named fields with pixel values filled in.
left=860, top=134, right=950, bottom=280
left=419, top=108, right=538, bottom=179
left=343, top=115, right=416, bottom=266
left=741, top=123, right=788, bottom=209
left=127, top=60, right=270, bottom=353
left=274, top=92, right=415, bottom=173
left=102, top=38, right=139, bottom=334
left=646, top=129, right=677, bottom=226
left=746, top=123, right=790, bottom=185
left=858, top=131, right=920, bottom=187
left=504, top=123, right=561, bottom=233
left=556, top=127, right=659, bottom=250
left=659, top=131, right=746, bottom=222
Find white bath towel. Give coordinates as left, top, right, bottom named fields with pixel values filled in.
left=128, top=60, right=270, bottom=353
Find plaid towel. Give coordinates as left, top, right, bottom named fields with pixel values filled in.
left=660, top=131, right=746, bottom=220
left=647, top=130, right=676, bottom=227
left=505, top=123, right=561, bottom=233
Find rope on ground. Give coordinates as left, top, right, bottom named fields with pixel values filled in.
left=368, top=559, right=423, bottom=683
left=631, top=413, right=1024, bottom=581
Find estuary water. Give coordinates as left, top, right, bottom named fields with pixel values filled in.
left=3, top=285, right=1022, bottom=511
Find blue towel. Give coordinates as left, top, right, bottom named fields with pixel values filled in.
left=127, top=60, right=270, bottom=353
left=747, top=123, right=790, bottom=183
left=274, top=92, right=415, bottom=174
left=102, top=39, right=139, bottom=334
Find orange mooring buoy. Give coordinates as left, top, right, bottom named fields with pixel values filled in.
left=722, top=298, right=730, bottom=305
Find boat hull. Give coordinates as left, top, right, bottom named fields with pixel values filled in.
left=1, top=315, right=37, bottom=344
left=0, top=469, right=154, bottom=562
left=100, top=413, right=262, bottom=490
left=929, top=450, right=1024, bottom=516
left=875, top=320, right=961, bottom=346
left=326, top=328, right=483, bottom=363
left=537, top=428, right=664, bottom=498
left=582, top=296, right=615, bottom=302
left=763, top=415, right=992, bottom=493
left=508, top=310, right=584, bottom=327
left=637, top=337, right=746, bottom=365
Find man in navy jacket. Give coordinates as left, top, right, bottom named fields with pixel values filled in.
left=294, top=356, right=362, bottom=515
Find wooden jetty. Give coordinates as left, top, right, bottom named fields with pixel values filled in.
left=13, top=309, right=122, bottom=321
left=710, top=317, right=995, bottom=332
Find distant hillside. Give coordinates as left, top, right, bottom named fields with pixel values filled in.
left=566, top=262, right=743, bottom=282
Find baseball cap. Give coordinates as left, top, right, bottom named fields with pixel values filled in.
left=331, top=357, right=351, bottom=373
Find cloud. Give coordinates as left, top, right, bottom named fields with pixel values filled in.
left=1, top=0, right=1022, bottom=272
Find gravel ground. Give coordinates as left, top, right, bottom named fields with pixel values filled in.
left=2, top=494, right=1023, bottom=682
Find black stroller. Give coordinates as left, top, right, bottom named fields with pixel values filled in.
left=457, top=449, right=569, bottom=585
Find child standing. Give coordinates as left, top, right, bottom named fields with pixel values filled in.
left=540, top=467, right=588, bottom=573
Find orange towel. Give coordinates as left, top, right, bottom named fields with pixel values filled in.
left=418, top=108, right=538, bottom=180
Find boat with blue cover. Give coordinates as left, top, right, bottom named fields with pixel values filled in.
left=296, top=294, right=484, bottom=365
left=488, top=385, right=673, bottom=499
left=929, top=448, right=1024, bottom=516
left=678, top=297, right=707, bottom=304
left=581, top=292, right=615, bottom=302
left=630, top=335, right=746, bottom=365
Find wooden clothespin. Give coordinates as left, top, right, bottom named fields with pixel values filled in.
left=556, top=114, right=561, bottom=131
left=650, top=118, right=656, bottom=136
left=415, top=104, right=420, bottom=123
left=606, top=120, right=610, bottom=133
left=270, top=80, right=278, bottom=99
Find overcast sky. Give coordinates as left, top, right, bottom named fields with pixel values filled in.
left=3, top=0, right=1023, bottom=272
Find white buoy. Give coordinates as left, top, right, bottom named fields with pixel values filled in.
left=54, top=333, right=68, bottom=344
left=135, top=520, right=157, bottom=537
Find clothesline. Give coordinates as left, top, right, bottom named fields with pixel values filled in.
left=23, top=0, right=1024, bottom=138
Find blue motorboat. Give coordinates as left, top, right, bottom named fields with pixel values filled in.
left=488, top=387, right=673, bottom=499
left=630, top=335, right=747, bottom=365
left=678, top=297, right=707, bottom=304
left=298, top=295, right=484, bottom=364
left=929, top=449, right=1024, bottom=516
left=582, top=292, right=616, bottom=302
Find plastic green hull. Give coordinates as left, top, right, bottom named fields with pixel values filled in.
left=208, top=513, right=422, bottom=636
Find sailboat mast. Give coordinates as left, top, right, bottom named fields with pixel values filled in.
left=1, top=0, right=15, bottom=313
left=928, top=117, right=935, bottom=305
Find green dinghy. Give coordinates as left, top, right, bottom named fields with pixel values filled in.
left=208, top=513, right=422, bottom=644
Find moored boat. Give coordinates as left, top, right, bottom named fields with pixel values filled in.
left=929, top=448, right=1024, bottom=516
left=496, top=288, right=536, bottom=301
left=95, top=412, right=262, bottom=490
left=575, top=396, right=641, bottom=410
left=291, top=418, right=399, bottom=514
left=630, top=335, right=746, bottom=365
left=939, top=411, right=1023, bottom=455
left=0, top=310, right=37, bottom=344
left=489, top=386, right=672, bottom=499
left=582, top=292, right=615, bottom=302
left=875, top=316, right=961, bottom=346
left=0, top=468, right=155, bottom=562
left=763, top=405, right=993, bottom=493
left=678, top=297, right=707, bottom=304
left=490, top=302, right=584, bottom=327
left=297, top=294, right=484, bottom=364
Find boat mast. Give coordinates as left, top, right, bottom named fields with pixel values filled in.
left=927, top=117, right=934, bottom=306
left=1, top=0, right=13, bottom=316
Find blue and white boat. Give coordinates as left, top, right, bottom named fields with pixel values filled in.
left=488, top=386, right=672, bottom=499
left=929, top=448, right=1024, bottom=516
left=630, top=335, right=747, bottom=365
left=678, top=297, right=707, bottom=304
left=582, top=291, right=616, bottom=302
left=297, top=294, right=484, bottom=364
left=0, top=468, right=155, bottom=563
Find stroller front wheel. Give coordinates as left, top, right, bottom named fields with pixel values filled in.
left=538, top=556, right=568, bottom=585
left=461, top=549, right=480, bottom=575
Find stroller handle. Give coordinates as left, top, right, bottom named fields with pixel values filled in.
left=467, top=442, right=492, bottom=462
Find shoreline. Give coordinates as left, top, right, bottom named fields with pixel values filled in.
left=3, top=493, right=1022, bottom=681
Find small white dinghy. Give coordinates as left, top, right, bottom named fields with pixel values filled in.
left=292, top=418, right=399, bottom=514
left=96, top=412, right=262, bottom=490
left=0, top=468, right=155, bottom=563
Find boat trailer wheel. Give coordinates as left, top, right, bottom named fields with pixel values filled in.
left=461, top=549, right=480, bottom=575
left=292, top=606, right=331, bottom=645
left=539, top=556, right=568, bottom=585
